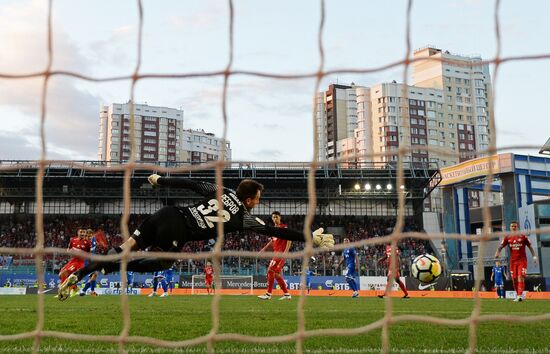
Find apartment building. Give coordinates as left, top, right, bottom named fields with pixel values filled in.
left=412, top=47, right=492, bottom=161
left=315, top=84, right=358, bottom=161
left=98, top=102, right=230, bottom=164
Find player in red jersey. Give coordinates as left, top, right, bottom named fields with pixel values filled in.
left=204, top=261, right=214, bottom=294
left=258, top=211, right=292, bottom=300
left=377, top=244, right=409, bottom=299
left=59, top=228, right=91, bottom=297
left=494, top=221, right=538, bottom=302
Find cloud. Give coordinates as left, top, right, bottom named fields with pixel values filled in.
left=88, top=25, right=136, bottom=71
left=167, top=2, right=226, bottom=30
left=0, top=0, right=101, bottom=160
left=0, top=132, right=41, bottom=160
left=251, top=149, right=283, bottom=160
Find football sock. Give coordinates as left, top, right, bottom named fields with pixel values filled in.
left=517, top=280, right=524, bottom=296
left=267, top=272, right=275, bottom=293
left=397, top=279, right=408, bottom=296
left=90, top=280, right=96, bottom=292
left=274, top=274, right=288, bottom=293
left=161, top=279, right=168, bottom=293
left=82, top=282, right=91, bottom=293
left=346, top=277, right=358, bottom=292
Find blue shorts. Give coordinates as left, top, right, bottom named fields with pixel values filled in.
left=494, top=280, right=504, bottom=287
left=346, top=267, right=357, bottom=278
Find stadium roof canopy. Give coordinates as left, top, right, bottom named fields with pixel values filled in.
left=0, top=160, right=440, bottom=201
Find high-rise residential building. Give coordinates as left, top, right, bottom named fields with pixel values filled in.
left=412, top=47, right=492, bottom=161
left=98, top=102, right=230, bottom=163
left=314, top=47, right=493, bottom=211
left=315, top=47, right=492, bottom=168
left=367, top=82, right=452, bottom=165
left=315, top=84, right=358, bottom=161
left=180, top=128, right=232, bottom=163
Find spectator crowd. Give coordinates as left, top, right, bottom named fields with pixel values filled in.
left=0, top=214, right=431, bottom=277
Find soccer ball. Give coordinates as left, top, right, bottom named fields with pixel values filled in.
left=411, top=254, right=442, bottom=284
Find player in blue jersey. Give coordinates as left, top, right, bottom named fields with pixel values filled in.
left=161, top=264, right=176, bottom=296
left=338, top=238, right=359, bottom=297
left=80, top=229, right=99, bottom=297
left=126, top=271, right=134, bottom=293
left=304, top=257, right=318, bottom=294
left=148, top=271, right=167, bottom=297
left=491, top=261, right=508, bottom=299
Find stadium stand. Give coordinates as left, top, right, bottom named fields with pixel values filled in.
left=0, top=215, right=430, bottom=278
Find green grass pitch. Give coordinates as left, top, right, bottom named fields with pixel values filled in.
left=0, top=295, right=549, bottom=353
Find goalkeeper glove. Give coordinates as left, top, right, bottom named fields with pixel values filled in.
left=148, top=174, right=161, bottom=186
left=312, top=228, right=335, bottom=250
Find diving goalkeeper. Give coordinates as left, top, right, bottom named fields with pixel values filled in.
left=58, top=175, right=334, bottom=300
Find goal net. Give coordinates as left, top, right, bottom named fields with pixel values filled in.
left=191, top=275, right=253, bottom=295
left=1, top=0, right=549, bottom=353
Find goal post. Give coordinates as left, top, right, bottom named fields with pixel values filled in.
left=191, top=275, right=254, bottom=295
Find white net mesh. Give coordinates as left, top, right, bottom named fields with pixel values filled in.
left=1, top=0, right=550, bottom=353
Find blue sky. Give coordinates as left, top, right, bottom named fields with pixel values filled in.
left=1, top=0, right=549, bottom=161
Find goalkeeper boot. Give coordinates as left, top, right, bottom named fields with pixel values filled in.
left=57, top=274, right=78, bottom=301
left=69, top=286, right=80, bottom=298
left=258, top=293, right=272, bottom=300
left=279, top=294, right=292, bottom=300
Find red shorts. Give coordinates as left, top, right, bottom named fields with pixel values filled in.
left=205, top=277, right=213, bottom=286
left=510, top=259, right=527, bottom=279
left=268, top=258, right=285, bottom=274
left=60, top=258, right=85, bottom=275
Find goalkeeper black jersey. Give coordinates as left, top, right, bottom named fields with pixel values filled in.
left=157, top=177, right=306, bottom=242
